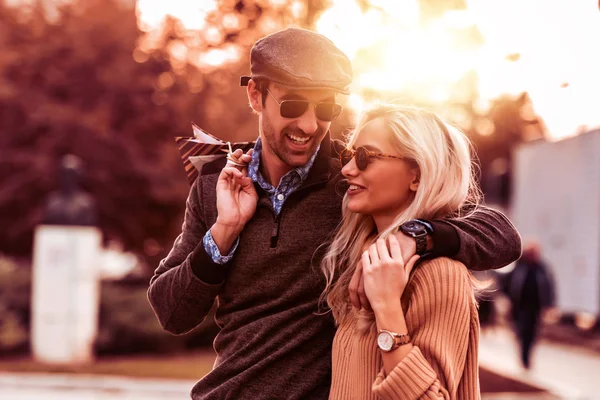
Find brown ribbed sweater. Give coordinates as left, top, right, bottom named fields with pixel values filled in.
left=330, top=258, right=480, bottom=400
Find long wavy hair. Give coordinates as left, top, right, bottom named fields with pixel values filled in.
left=320, top=104, right=482, bottom=331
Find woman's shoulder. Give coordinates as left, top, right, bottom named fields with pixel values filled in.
left=408, top=257, right=472, bottom=293
left=415, top=257, right=469, bottom=277
left=404, top=257, right=476, bottom=312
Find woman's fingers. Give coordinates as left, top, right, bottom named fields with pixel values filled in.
left=358, top=273, right=371, bottom=311
left=368, top=243, right=380, bottom=265
left=376, top=238, right=391, bottom=261
left=349, top=261, right=363, bottom=309
left=388, top=234, right=403, bottom=261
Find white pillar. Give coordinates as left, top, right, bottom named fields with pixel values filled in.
left=31, top=225, right=102, bottom=364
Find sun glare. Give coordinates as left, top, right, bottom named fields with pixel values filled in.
left=134, top=0, right=600, bottom=140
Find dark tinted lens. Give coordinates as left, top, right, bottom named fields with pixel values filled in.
left=280, top=100, right=309, bottom=118
left=340, top=149, right=354, bottom=167
left=355, top=147, right=369, bottom=170
left=315, top=103, right=342, bottom=121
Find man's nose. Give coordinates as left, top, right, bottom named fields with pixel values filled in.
left=295, top=105, right=319, bottom=135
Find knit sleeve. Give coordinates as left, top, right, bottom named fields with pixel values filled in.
left=372, top=258, right=478, bottom=400
left=148, top=177, right=225, bottom=335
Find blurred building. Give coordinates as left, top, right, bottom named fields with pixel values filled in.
left=510, top=129, right=600, bottom=317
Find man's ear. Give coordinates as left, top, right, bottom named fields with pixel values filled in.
left=247, top=80, right=263, bottom=113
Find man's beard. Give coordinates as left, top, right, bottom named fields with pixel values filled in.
left=261, top=118, right=324, bottom=167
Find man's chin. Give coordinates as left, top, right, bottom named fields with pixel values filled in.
left=283, top=150, right=316, bottom=167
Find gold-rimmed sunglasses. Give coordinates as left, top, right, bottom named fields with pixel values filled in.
left=340, top=146, right=405, bottom=171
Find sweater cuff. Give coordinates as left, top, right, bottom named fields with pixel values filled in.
left=191, top=242, right=231, bottom=285
left=428, top=220, right=460, bottom=259
left=372, top=346, right=437, bottom=399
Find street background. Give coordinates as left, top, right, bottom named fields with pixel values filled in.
left=1, top=0, right=599, bottom=399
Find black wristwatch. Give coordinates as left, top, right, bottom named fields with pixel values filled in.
left=399, top=220, right=430, bottom=256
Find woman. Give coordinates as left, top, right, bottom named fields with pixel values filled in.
left=322, top=105, right=481, bottom=399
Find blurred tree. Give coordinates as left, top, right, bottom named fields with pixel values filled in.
left=0, top=0, right=336, bottom=268
left=472, top=94, right=544, bottom=207
left=0, top=0, right=197, bottom=264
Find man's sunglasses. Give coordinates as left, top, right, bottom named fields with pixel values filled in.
left=266, top=89, right=342, bottom=122
left=340, top=146, right=405, bottom=171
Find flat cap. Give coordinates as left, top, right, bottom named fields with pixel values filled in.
left=240, top=27, right=352, bottom=94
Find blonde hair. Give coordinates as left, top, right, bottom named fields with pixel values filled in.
left=320, top=104, right=482, bottom=330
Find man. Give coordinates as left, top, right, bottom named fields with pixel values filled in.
left=148, top=27, right=522, bottom=400
left=504, top=241, right=555, bottom=369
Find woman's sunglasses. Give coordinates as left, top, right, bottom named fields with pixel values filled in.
left=266, top=89, right=342, bottom=122
left=339, top=146, right=405, bottom=171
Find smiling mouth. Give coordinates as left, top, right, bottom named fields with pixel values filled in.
left=348, top=184, right=366, bottom=191
left=286, top=133, right=311, bottom=145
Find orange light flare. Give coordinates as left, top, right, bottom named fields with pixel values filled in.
left=316, top=0, right=600, bottom=141
left=134, top=0, right=600, bottom=141
left=135, top=0, right=300, bottom=74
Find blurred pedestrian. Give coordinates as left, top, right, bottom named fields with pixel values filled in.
left=504, top=240, right=555, bottom=369
left=148, top=27, right=522, bottom=399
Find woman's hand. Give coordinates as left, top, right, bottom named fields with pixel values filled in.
left=349, top=260, right=371, bottom=311
left=362, top=235, right=420, bottom=313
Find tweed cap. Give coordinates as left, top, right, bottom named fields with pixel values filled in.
left=240, top=28, right=352, bottom=94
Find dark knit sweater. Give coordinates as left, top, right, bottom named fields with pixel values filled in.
left=147, top=135, right=521, bottom=400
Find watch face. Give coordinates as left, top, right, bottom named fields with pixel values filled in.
left=377, top=331, right=394, bottom=351
left=402, top=221, right=422, bottom=233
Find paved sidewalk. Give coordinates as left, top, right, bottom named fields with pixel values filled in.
left=0, top=372, right=195, bottom=400
left=479, top=326, right=600, bottom=400
left=4, top=328, right=595, bottom=400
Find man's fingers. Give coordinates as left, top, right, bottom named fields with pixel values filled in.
left=231, top=148, right=243, bottom=157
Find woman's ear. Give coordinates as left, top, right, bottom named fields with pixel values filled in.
left=409, top=168, right=420, bottom=192
left=247, top=80, right=263, bottom=113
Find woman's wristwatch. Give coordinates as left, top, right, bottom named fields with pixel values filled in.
left=377, top=329, right=412, bottom=352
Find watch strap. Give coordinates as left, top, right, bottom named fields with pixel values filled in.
left=414, top=233, right=428, bottom=256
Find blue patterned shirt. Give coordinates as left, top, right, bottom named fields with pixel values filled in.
left=203, top=137, right=320, bottom=264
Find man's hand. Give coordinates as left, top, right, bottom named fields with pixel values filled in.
left=212, top=149, right=256, bottom=254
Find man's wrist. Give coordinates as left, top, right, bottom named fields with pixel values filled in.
left=211, top=222, right=243, bottom=255
left=428, top=220, right=460, bottom=258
